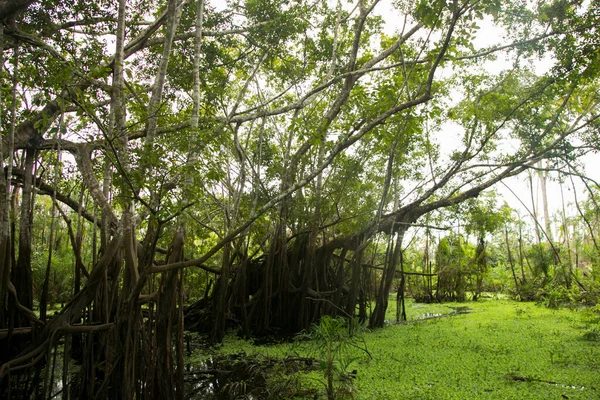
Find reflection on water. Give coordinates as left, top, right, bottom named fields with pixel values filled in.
left=185, top=353, right=267, bottom=400
left=25, top=342, right=305, bottom=400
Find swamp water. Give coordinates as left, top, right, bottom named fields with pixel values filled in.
left=184, top=352, right=318, bottom=400
left=27, top=301, right=600, bottom=399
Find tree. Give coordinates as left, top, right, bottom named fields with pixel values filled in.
left=0, top=0, right=599, bottom=398
left=463, top=193, right=510, bottom=300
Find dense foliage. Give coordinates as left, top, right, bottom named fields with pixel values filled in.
left=0, top=0, right=599, bottom=398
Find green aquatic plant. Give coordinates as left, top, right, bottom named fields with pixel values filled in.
left=190, top=299, right=600, bottom=399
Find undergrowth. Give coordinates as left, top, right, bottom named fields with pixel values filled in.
left=187, top=298, right=600, bottom=399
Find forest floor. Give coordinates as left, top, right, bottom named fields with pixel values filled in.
left=186, top=298, right=600, bottom=399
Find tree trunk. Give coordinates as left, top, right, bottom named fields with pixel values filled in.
left=370, top=228, right=405, bottom=328
left=345, top=243, right=364, bottom=317
left=39, top=199, right=56, bottom=322
left=142, top=0, right=183, bottom=170
left=154, top=231, right=185, bottom=399
left=528, top=172, right=547, bottom=278
left=396, top=248, right=406, bottom=322
left=539, top=163, right=552, bottom=242
left=474, top=237, right=485, bottom=301
left=13, top=148, right=35, bottom=325
left=0, top=22, right=11, bottom=332
left=505, top=225, right=520, bottom=293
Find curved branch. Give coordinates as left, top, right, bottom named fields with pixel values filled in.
left=11, top=167, right=100, bottom=227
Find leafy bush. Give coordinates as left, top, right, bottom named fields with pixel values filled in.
left=300, top=316, right=371, bottom=400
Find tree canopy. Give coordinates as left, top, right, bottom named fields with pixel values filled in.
left=0, top=0, right=599, bottom=398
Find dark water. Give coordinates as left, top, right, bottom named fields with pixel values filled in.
left=185, top=353, right=267, bottom=399
left=185, top=352, right=317, bottom=400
